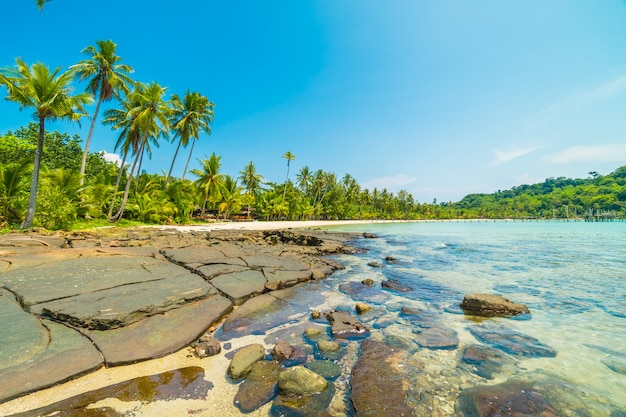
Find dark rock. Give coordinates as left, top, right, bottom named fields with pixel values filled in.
left=228, top=344, right=266, bottom=380
left=461, top=344, right=513, bottom=379
left=211, top=270, right=267, bottom=305
left=193, top=338, right=221, bottom=358
left=272, top=341, right=294, bottom=361
left=385, top=256, right=398, bottom=264
left=324, top=311, right=370, bottom=339
left=350, top=340, right=414, bottom=417
left=460, top=294, right=531, bottom=317
left=363, top=233, right=377, bottom=239
left=456, top=380, right=558, bottom=417
left=367, top=261, right=383, bottom=268
left=400, top=306, right=441, bottom=328
left=234, top=360, right=281, bottom=413
left=469, top=324, right=556, bottom=358
left=414, top=327, right=459, bottom=349
left=361, top=278, right=374, bottom=286
left=381, top=278, right=413, bottom=293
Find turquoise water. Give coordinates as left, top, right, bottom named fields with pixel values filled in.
left=325, top=220, right=626, bottom=415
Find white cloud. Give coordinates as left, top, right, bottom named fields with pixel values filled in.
left=362, top=174, right=418, bottom=191
left=547, top=143, right=626, bottom=164
left=102, top=151, right=123, bottom=166
left=492, top=147, right=537, bottom=165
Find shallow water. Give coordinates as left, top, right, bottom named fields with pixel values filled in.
left=326, top=220, right=626, bottom=414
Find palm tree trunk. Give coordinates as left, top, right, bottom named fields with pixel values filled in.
left=108, top=150, right=128, bottom=218
left=79, top=94, right=103, bottom=186
left=110, top=148, right=140, bottom=222
left=20, top=117, right=45, bottom=229
left=181, top=139, right=196, bottom=180
left=165, top=139, right=183, bottom=186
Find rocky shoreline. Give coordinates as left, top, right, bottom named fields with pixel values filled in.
left=0, top=227, right=359, bottom=408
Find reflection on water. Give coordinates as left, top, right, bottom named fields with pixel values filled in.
left=10, top=367, right=210, bottom=417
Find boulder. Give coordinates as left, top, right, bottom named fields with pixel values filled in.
left=228, top=344, right=266, bottom=379
left=234, top=360, right=281, bottom=412
left=324, top=311, right=370, bottom=339
left=381, top=278, right=413, bottom=293
left=350, top=340, right=414, bottom=417
left=317, top=340, right=341, bottom=353
left=460, top=294, right=530, bottom=317
left=305, top=360, right=342, bottom=380
left=355, top=302, right=371, bottom=314
left=278, top=366, right=328, bottom=396
left=193, top=338, right=221, bottom=358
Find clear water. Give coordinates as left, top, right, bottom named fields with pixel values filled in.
left=324, top=220, right=626, bottom=415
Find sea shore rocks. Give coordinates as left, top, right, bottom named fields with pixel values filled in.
left=460, top=293, right=531, bottom=317
left=0, top=227, right=357, bottom=403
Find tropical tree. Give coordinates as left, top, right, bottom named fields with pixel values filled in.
left=0, top=58, right=92, bottom=228
left=0, top=160, right=31, bottom=223
left=239, top=161, right=263, bottom=219
left=36, top=0, right=50, bottom=11
left=167, top=90, right=215, bottom=183
left=282, top=151, right=295, bottom=200
left=218, top=175, right=242, bottom=218
left=296, top=165, right=312, bottom=194
left=105, top=82, right=170, bottom=222
left=191, top=153, right=223, bottom=216
left=72, top=39, right=134, bottom=185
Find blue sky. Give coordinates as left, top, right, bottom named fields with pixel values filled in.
left=2, top=1, right=626, bottom=202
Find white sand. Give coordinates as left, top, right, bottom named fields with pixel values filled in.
left=153, top=219, right=412, bottom=232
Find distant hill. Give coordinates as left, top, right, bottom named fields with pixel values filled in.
left=452, top=165, right=626, bottom=219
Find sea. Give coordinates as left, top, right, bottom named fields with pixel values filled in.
left=323, top=220, right=626, bottom=416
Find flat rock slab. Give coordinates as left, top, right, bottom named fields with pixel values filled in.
left=3, top=253, right=192, bottom=308
left=211, top=270, right=267, bottom=305
left=84, top=295, right=232, bottom=366
left=350, top=339, right=414, bottom=417
left=414, top=326, right=459, bottom=349
left=456, top=380, right=557, bottom=417
left=0, top=289, right=49, bottom=371
left=325, top=311, right=370, bottom=339
left=220, top=283, right=327, bottom=340
left=31, top=274, right=217, bottom=330
left=469, top=324, right=557, bottom=358
left=0, top=319, right=103, bottom=403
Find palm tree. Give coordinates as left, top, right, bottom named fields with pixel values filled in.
left=296, top=165, right=312, bottom=194
left=167, top=90, right=215, bottom=183
left=282, top=151, right=295, bottom=200
left=239, top=161, right=263, bottom=220
left=0, top=160, right=31, bottom=223
left=106, top=82, right=170, bottom=222
left=0, top=58, right=92, bottom=228
left=239, top=161, right=263, bottom=195
left=191, top=153, right=223, bottom=216
left=72, top=39, right=134, bottom=185
left=35, top=0, right=50, bottom=10
left=218, top=175, right=242, bottom=219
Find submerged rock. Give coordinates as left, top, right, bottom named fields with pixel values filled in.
left=350, top=339, right=414, bottom=417
left=228, top=344, right=266, bottom=379
left=381, top=278, right=413, bottom=293
left=414, top=326, right=459, bottom=350
left=456, top=380, right=557, bottom=417
left=469, top=324, right=556, bottom=358
left=305, top=360, right=342, bottom=380
left=461, top=344, right=514, bottom=379
left=460, top=294, right=531, bottom=317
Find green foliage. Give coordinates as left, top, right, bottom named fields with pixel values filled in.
left=35, top=186, right=77, bottom=230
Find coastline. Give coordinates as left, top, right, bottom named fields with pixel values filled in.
left=0, top=225, right=365, bottom=416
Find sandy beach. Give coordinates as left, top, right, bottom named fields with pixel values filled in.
left=152, top=219, right=413, bottom=232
